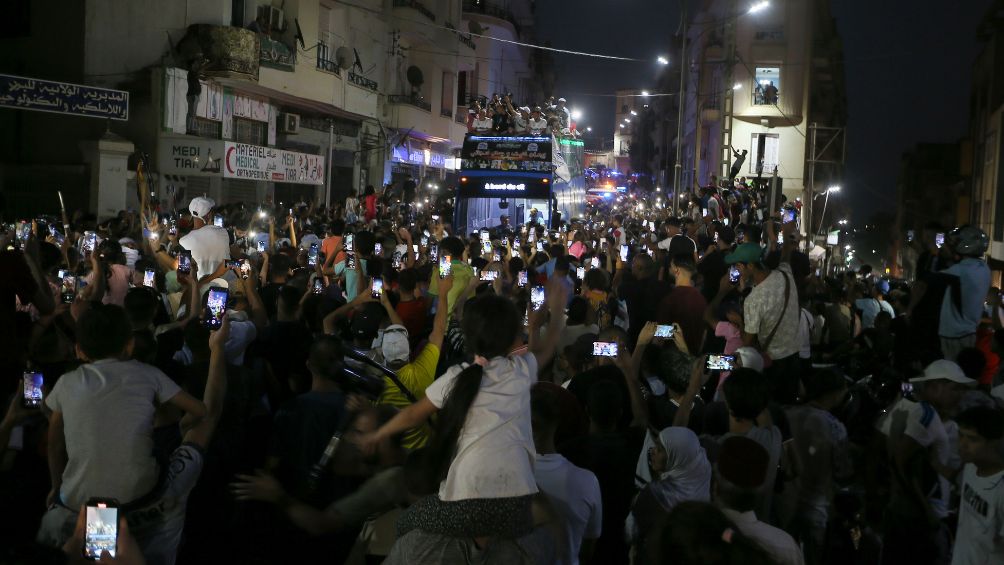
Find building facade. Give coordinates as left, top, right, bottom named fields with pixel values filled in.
left=0, top=0, right=538, bottom=219
left=969, top=2, right=1004, bottom=263
left=676, top=0, right=845, bottom=224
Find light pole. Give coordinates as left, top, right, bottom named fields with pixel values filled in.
left=814, top=185, right=840, bottom=236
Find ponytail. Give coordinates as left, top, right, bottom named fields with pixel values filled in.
left=425, top=364, right=484, bottom=483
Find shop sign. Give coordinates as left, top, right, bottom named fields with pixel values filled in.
left=0, top=73, right=129, bottom=120
left=158, top=136, right=225, bottom=176
left=223, top=142, right=325, bottom=185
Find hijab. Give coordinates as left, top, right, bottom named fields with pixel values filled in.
left=635, top=427, right=712, bottom=511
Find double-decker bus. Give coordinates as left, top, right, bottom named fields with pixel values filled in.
left=455, top=134, right=585, bottom=235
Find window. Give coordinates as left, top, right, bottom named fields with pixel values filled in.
left=441, top=71, right=454, bottom=117
left=234, top=117, right=266, bottom=145
left=753, top=67, right=780, bottom=105
left=750, top=133, right=780, bottom=174
left=191, top=117, right=222, bottom=139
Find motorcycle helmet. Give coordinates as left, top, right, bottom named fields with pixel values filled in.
left=947, top=225, right=989, bottom=257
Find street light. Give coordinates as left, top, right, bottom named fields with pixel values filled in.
left=586, top=127, right=592, bottom=132
left=733, top=83, right=743, bottom=90
left=815, top=184, right=842, bottom=236
left=571, top=108, right=582, bottom=121
left=641, top=90, right=650, bottom=96
left=630, top=110, right=638, bottom=116
left=748, top=1, right=770, bottom=14
left=657, top=56, right=669, bottom=65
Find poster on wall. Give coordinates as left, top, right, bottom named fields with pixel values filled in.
left=223, top=142, right=324, bottom=185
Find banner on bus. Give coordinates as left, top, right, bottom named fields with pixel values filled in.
left=461, top=136, right=553, bottom=173
left=457, top=175, right=552, bottom=199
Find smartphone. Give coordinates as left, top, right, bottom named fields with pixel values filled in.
left=345, top=233, right=355, bottom=252
left=366, top=277, right=382, bottom=300
left=374, top=242, right=383, bottom=256
left=429, top=244, right=439, bottom=262
left=592, top=341, right=619, bottom=357
left=83, top=231, right=97, bottom=254
left=907, top=230, right=915, bottom=243
left=432, top=215, right=440, bottom=221
left=480, top=230, right=490, bottom=242
left=177, top=251, right=192, bottom=274
left=518, top=270, right=528, bottom=287
left=480, top=270, right=498, bottom=282
left=706, top=354, right=736, bottom=371
left=531, top=286, right=545, bottom=311
left=168, top=221, right=178, bottom=236
left=729, top=266, right=741, bottom=284
left=83, top=499, right=119, bottom=560
left=421, top=235, right=429, bottom=247
left=412, top=244, right=419, bottom=257
left=935, top=233, right=945, bottom=249
left=481, top=241, right=492, bottom=255
left=143, top=269, right=156, bottom=288
left=392, top=252, right=403, bottom=270
left=60, top=275, right=77, bottom=304
left=49, top=225, right=65, bottom=246
left=782, top=208, right=796, bottom=224
left=654, top=325, right=675, bottom=338
left=346, top=252, right=357, bottom=270
left=256, top=239, right=267, bottom=253
left=714, top=231, right=719, bottom=243
left=619, top=244, right=629, bottom=262
left=576, top=266, right=585, bottom=280
left=22, top=371, right=43, bottom=408
left=204, top=288, right=228, bottom=330
left=213, top=214, right=224, bottom=227
left=901, top=382, right=914, bottom=396
left=308, top=243, right=319, bottom=266
left=591, top=257, right=600, bottom=269
left=239, top=259, right=251, bottom=279
left=777, top=233, right=785, bottom=245
left=536, top=241, right=544, bottom=252
left=702, top=208, right=708, bottom=218
left=440, top=254, right=452, bottom=278
left=312, top=277, right=324, bottom=294
left=737, top=230, right=746, bottom=244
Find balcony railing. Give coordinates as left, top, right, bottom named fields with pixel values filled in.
left=388, top=94, right=432, bottom=112
left=315, top=43, right=342, bottom=76
left=348, top=72, right=378, bottom=91
left=393, top=0, right=436, bottom=22
left=445, top=22, right=477, bottom=50
left=462, top=0, right=520, bottom=36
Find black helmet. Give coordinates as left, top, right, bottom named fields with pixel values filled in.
left=947, top=225, right=988, bottom=257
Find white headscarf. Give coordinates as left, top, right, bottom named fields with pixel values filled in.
left=635, top=427, right=712, bottom=511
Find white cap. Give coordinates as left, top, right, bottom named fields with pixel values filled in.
left=189, top=196, right=216, bottom=219
left=378, top=325, right=410, bottom=365
left=557, top=97, right=567, bottom=103
left=735, top=347, right=764, bottom=373
left=910, top=359, right=975, bottom=385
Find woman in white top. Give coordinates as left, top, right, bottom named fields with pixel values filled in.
left=361, top=274, right=568, bottom=540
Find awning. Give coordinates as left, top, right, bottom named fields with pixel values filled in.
left=215, top=78, right=367, bottom=123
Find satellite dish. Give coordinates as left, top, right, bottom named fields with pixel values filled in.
left=406, top=65, right=424, bottom=87
left=294, top=19, right=305, bottom=50
left=468, top=21, right=486, bottom=35
left=335, top=46, right=352, bottom=70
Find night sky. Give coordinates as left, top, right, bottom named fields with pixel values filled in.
left=535, top=0, right=991, bottom=212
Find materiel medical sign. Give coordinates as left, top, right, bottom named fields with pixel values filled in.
left=0, top=73, right=129, bottom=120
left=223, top=142, right=325, bottom=185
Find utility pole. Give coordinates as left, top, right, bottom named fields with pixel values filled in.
left=673, top=2, right=687, bottom=215
left=805, top=123, right=846, bottom=241
left=719, top=0, right=738, bottom=183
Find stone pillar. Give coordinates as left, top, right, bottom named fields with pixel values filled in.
left=79, top=132, right=135, bottom=220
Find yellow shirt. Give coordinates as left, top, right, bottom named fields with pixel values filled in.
left=428, top=260, right=475, bottom=318
left=377, top=343, right=441, bottom=449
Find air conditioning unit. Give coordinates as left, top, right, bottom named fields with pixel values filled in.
left=280, top=113, right=300, bottom=134
left=257, top=5, right=286, bottom=32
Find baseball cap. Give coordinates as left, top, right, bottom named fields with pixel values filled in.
left=378, top=324, right=410, bottom=365
left=724, top=242, right=763, bottom=265
left=875, top=278, right=891, bottom=295
left=189, top=196, right=216, bottom=219
left=909, top=359, right=975, bottom=385
left=557, top=97, right=567, bottom=103
left=717, top=436, right=769, bottom=489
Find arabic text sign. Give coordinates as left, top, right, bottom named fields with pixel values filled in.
left=223, top=142, right=325, bottom=185
left=0, top=74, right=129, bottom=120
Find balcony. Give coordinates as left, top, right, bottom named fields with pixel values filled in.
left=258, top=34, right=296, bottom=72
left=388, top=94, right=432, bottom=112
left=441, top=108, right=454, bottom=118
left=315, top=43, right=342, bottom=76
left=393, top=0, right=436, bottom=22
left=462, top=0, right=521, bottom=37
left=176, top=24, right=259, bottom=81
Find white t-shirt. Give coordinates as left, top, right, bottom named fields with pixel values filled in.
left=534, top=453, right=603, bottom=565
left=528, top=117, right=548, bottom=133
left=472, top=117, right=493, bottom=131
left=424, top=351, right=539, bottom=501
left=722, top=508, right=805, bottom=565
left=877, top=397, right=952, bottom=517
left=45, top=359, right=182, bottom=509
left=744, top=263, right=800, bottom=360
left=797, top=308, right=814, bottom=359
left=179, top=225, right=230, bottom=279
left=952, top=464, right=1004, bottom=565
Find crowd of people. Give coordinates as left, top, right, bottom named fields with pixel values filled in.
left=466, top=93, right=580, bottom=138
left=2, top=184, right=1004, bottom=565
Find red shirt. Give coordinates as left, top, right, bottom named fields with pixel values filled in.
left=396, top=297, right=429, bottom=343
